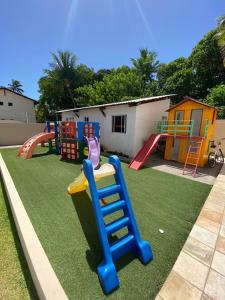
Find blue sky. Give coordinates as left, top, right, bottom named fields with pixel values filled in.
left=0, top=0, right=224, bottom=100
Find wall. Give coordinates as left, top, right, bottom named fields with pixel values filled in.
left=0, top=123, right=45, bottom=146
left=214, top=119, right=225, bottom=153
left=61, top=105, right=136, bottom=157
left=0, top=89, right=36, bottom=123
left=133, top=99, right=170, bottom=157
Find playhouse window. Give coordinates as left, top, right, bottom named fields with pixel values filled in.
left=8, top=102, right=13, bottom=106
left=112, top=115, right=127, bottom=133
left=0, top=101, right=3, bottom=105
left=84, top=116, right=89, bottom=122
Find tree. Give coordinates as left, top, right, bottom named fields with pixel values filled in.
left=75, top=71, right=143, bottom=106
left=8, top=79, right=24, bottom=94
left=205, top=84, right=225, bottom=119
left=157, top=57, right=194, bottom=103
left=189, top=30, right=225, bottom=99
left=131, top=48, right=160, bottom=84
left=217, top=15, right=225, bottom=66
left=38, top=50, right=95, bottom=116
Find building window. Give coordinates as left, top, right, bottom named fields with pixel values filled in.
left=112, top=115, right=127, bottom=133
left=0, top=101, right=3, bottom=105
left=8, top=102, right=13, bottom=106
left=84, top=116, right=89, bottom=122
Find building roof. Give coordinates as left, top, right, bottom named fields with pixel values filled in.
left=166, top=96, right=218, bottom=112
left=0, top=87, right=37, bottom=102
left=56, top=94, right=174, bottom=113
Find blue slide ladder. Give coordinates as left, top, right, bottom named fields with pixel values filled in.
left=83, top=155, right=153, bottom=294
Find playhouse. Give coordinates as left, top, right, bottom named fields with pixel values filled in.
left=162, top=97, right=217, bottom=167
left=129, top=97, right=217, bottom=175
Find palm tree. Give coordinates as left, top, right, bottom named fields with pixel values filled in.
left=131, top=48, right=160, bottom=84
left=217, top=15, right=225, bottom=66
left=47, top=50, right=78, bottom=106
left=8, top=79, right=24, bottom=94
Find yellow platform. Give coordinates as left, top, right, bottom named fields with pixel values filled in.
left=67, top=163, right=115, bottom=195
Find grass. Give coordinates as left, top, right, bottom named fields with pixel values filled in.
left=0, top=147, right=211, bottom=299
left=0, top=177, right=38, bottom=299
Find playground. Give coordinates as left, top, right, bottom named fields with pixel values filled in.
left=0, top=146, right=211, bottom=299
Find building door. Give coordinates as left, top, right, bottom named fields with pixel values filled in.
left=190, top=109, right=203, bottom=136
left=170, top=138, right=181, bottom=161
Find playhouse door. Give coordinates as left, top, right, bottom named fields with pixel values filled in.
left=170, top=138, right=181, bottom=161
left=190, top=109, right=203, bottom=136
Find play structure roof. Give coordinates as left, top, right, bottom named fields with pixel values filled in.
left=166, top=96, right=218, bottom=112
left=56, top=94, right=175, bottom=113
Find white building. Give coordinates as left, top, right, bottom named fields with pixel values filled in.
left=0, top=87, right=36, bottom=123
left=57, top=95, right=172, bottom=158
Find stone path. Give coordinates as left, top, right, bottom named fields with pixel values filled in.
left=156, top=164, right=225, bottom=300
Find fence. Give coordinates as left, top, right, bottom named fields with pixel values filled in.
left=0, top=122, right=45, bottom=146
left=214, top=119, right=225, bottom=154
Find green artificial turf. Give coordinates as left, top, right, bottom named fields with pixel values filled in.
left=0, top=147, right=211, bottom=299
left=0, top=177, right=38, bottom=299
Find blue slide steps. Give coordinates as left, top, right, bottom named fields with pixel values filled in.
left=83, top=155, right=153, bottom=294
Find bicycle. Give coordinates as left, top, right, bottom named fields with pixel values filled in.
left=208, top=139, right=224, bottom=168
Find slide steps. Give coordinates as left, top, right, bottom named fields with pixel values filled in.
left=83, top=155, right=153, bottom=294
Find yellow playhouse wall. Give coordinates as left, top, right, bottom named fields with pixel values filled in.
left=164, top=100, right=217, bottom=167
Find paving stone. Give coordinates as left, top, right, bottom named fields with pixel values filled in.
left=190, top=225, right=217, bottom=248
left=204, top=201, right=224, bottom=214
left=173, top=251, right=209, bottom=290
left=204, top=269, right=225, bottom=300
left=206, top=192, right=225, bottom=207
left=216, top=236, right=225, bottom=255
left=201, top=293, right=212, bottom=300
left=196, top=216, right=220, bottom=234
left=200, top=208, right=223, bottom=224
left=211, top=251, right=225, bottom=276
left=220, top=225, right=225, bottom=238
left=159, top=271, right=202, bottom=300
left=183, top=237, right=214, bottom=266
left=155, top=294, right=163, bottom=300
left=223, top=214, right=225, bottom=225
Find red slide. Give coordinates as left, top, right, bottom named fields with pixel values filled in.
left=18, top=132, right=55, bottom=159
left=129, top=133, right=168, bottom=170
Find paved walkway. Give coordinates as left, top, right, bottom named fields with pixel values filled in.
left=156, top=164, right=225, bottom=300
left=145, top=153, right=221, bottom=185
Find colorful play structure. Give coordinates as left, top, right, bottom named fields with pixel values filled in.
left=18, top=121, right=100, bottom=161
left=129, top=97, right=217, bottom=176
left=74, top=155, right=153, bottom=294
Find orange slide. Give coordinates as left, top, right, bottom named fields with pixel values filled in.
left=18, top=132, right=55, bottom=159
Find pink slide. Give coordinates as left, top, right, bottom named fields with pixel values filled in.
left=18, top=132, right=55, bottom=159
left=129, top=133, right=168, bottom=170
left=84, top=136, right=100, bottom=169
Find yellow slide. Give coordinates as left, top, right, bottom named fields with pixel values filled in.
left=68, top=163, right=115, bottom=195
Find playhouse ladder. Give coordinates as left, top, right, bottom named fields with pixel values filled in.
left=83, top=155, right=153, bottom=294
left=183, top=137, right=204, bottom=177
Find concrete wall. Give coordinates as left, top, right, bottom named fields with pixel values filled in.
left=214, top=119, right=225, bottom=153
left=61, top=99, right=171, bottom=157
left=0, top=123, right=45, bottom=146
left=133, top=99, right=170, bottom=156
left=0, top=89, right=36, bottom=123
left=62, top=105, right=136, bottom=157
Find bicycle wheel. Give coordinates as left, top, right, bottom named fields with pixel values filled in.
left=218, top=149, right=224, bottom=163
left=208, top=152, right=216, bottom=168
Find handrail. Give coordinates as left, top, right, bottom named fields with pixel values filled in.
left=153, top=119, right=209, bottom=138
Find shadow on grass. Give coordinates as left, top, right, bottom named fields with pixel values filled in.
left=0, top=178, right=39, bottom=300
left=71, top=192, right=135, bottom=274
